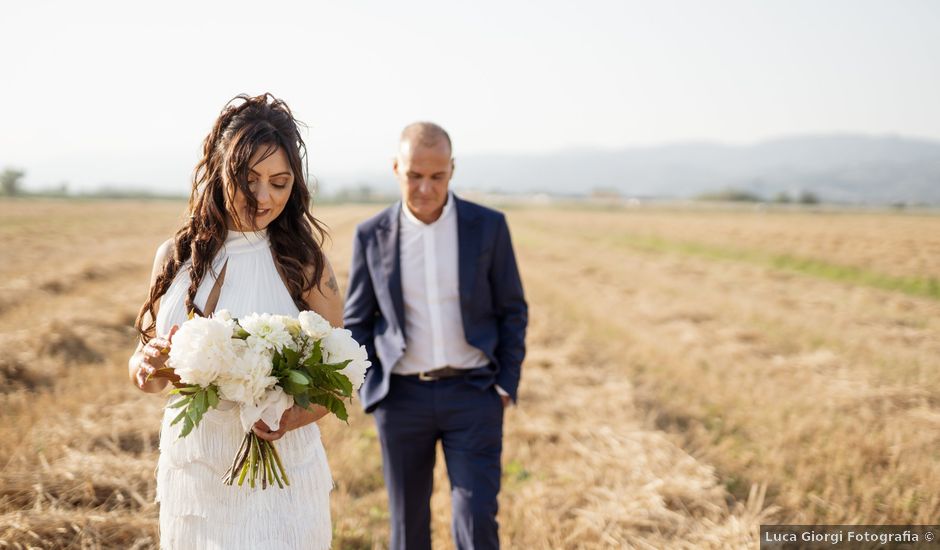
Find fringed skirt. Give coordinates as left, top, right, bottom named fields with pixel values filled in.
left=156, top=398, right=333, bottom=550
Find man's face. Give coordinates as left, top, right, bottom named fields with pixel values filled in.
left=393, top=140, right=453, bottom=224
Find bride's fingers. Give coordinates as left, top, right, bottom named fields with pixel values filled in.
left=149, top=338, right=171, bottom=354
left=251, top=419, right=287, bottom=441
left=141, top=352, right=168, bottom=374
left=138, top=355, right=157, bottom=375
left=136, top=357, right=158, bottom=386
left=135, top=368, right=149, bottom=387
left=252, top=427, right=279, bottom=441
left=263, top=427, right=285, bottom=441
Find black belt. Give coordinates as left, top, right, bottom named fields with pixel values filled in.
left=399, top=366, right=473, bottom=381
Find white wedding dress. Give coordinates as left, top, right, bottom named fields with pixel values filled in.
left=154, top=229, right=333, bottom=550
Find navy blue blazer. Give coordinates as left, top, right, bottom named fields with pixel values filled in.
left=343, top=195, right=528, bottom=413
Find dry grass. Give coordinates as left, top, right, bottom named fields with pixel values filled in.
left=508, top=205, right=940, bottom=525
left=522, top=205, right=940, bottom=280
left=1, top=197, right=936, bottom=548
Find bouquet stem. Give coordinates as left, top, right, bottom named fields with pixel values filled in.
left=222, top=432, right=291, bottom=490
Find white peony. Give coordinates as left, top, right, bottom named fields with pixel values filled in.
left=216, top=340, right=277, bottom=406
left=213, top=309, right=233, bottom=322
left=298, top=310, right=332, bottom=340
left=239, top=312, right=297, bottom=354
left=320, top=327, right=371, bottom=390
left=211, top=309, right=237, bottom=334
left=168, top=316, right=235, bottom=387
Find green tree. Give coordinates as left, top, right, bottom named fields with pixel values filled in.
left=773, top=191, right=792, bottom=203
left=1, top=168, right=25, bottom=196
left=798, top=190, right=820, bottom=204
left=695, top=188, right=762, bottom=202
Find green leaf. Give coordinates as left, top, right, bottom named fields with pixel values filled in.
left=311, top=341, right=322, bottom=364
left=309, top=392, right=349, bottom=422
left=302, top=341, right=322, bottom=367
left=288, top=369, right=310, bottom=385
left=206, top=386, right=219, bottom=408
left=179, top=414, right=195, bottom=437
left=294, top=392, right=311, bottom=409
left=188, top=401, right=204, bottom=427
left=168, top=397, right=189, bottom=409
left=281, top=377, right=309, bottom=395
left=301, top=364, right=328, bottom=386
left=283, top=347, right=300, bottom=368
left=170, top=407, right=189, bottom=426
left=325, top=370, right=353, bottom=397
left=195, top=389, right=207, bottom=415
left=323, top=359, right=352, bottom=371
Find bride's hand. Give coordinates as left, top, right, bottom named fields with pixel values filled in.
left=252, top=404, right=329, bottom=442
left=135, top=325, right=180, bottom=388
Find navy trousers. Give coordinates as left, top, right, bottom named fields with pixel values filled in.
left=373, top=373, right=504, bottom=550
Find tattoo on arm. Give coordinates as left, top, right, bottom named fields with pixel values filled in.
left=326, top=273, right=339, bottom=295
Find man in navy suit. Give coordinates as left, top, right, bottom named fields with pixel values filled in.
left=344, top=122, right=527, bottom=550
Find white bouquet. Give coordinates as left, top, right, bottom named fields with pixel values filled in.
left=156, top=309, right=370, bottom=489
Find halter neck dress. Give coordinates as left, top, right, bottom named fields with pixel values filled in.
left=154, top=229, right=332, bottom=550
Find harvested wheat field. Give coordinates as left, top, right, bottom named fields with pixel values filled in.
left=1, top=197, right=938, bottom=549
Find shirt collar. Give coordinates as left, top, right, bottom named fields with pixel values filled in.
left=401, top=191, right=456, bottom=227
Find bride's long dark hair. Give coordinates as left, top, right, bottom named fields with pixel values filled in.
left=135, top=93, right=328, bottom=343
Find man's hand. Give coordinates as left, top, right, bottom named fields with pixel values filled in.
left=252, top=404, right=329, bottom=442
left=494, top=385, right=512, bottom=408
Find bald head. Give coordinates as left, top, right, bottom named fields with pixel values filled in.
left=399, top=121, right=452, bottom=158
left=393, top=121, right=455, bottom=224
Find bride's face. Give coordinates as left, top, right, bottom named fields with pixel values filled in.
left=228, top=145, right=294, bottom=231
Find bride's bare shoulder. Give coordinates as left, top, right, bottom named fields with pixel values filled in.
left=150, top=238, right=176, bottom=283
left=302, top=255, right=343, bottom=326
left=303, top=255, right=339, bottom=298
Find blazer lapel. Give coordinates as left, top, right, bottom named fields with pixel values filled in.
left=456, top=196, right=482, bottom=315
left=376, top=202, right=406, bottom=338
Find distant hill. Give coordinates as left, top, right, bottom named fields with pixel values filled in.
left=446, top=135, right=940, bottom=204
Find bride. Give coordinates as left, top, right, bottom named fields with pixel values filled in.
left=127, top=93, right=341, bottom=549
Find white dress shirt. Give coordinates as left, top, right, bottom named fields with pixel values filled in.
left=393, top=192, right=510, bottom=400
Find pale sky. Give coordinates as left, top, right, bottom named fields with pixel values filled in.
left=2, top=0, right=939, bottom=194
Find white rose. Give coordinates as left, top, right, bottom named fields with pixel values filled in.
left=339, top=358, right=369, bottom=391
left=321, top=328, right=371, bottom=390
left=278, top=315, right=303, bottom=338
left=298, top=310, right=332, bottom=340
left=168, top=316, right=235, bottom=387
left=239, top=312, right=297, bottom=353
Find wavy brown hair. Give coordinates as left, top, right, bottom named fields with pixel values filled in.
left=135, top=93, right=328, bottom=343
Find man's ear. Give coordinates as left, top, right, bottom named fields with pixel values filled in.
left=392, top=157, right=400, bottom=177
left=450, top=158, right=456, bottom=178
